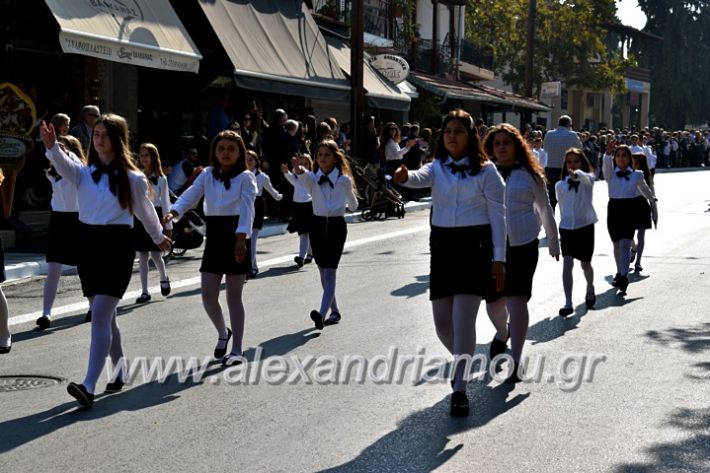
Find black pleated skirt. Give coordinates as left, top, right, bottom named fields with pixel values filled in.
left=607, top=198, right=638, bottom=242
left=77, top=223, right=135, bottom=298
left=633, top=196, right=652, bottom=229
left=486, top=239, right=540, bottom=303
left=46, top=211, right=80, bottom=266
left=253, top=196, right=265, bottom=230
left=132, top=207, right=164, bottom=252
left=288, top=201, right=313, bottom=235
left=200, top=215, right=252, bottom=275
left=309, top=215, right=347, bottom=269
left=560, top=224, right=595, bottom=262
left=429, top=225, right=493, bottom=300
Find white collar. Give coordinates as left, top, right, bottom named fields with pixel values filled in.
left=316, top=167, right=341, bottom=182
left=443, top=155, right=469, bottom=166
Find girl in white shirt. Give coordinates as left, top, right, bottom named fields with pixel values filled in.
left=631, top=152, right=655, bottom=273
left=555, top=148, right=598, bottom=316
left=380, top=122, right=416, bottom=178
left=245, top=150, right=282, bottom=278
left=0, top=170, right=10, bottom=355
left=165, top=131, right=257, bottom=367
left=483, top=123, right=560, bottom=383
left=133, top=143, right=172, bottom=304
left=602, top=144, right=657, bottom=294
left=41, top=115, right=171, bottom=408
left=36, top=134, right=85, bottom=330
left=394, top=109, right=506, bottom=417
left=291, top=140, right=358, bottom=330
left=281, top=154, right=314, bottom=267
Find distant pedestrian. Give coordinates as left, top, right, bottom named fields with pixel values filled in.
left=543, top=115, right=583, bottom=211
left=281, top=154, right=314, bottom=267
left=68, top=105, right=100, bottom=154
left=630, top=152, right=656, bottom=273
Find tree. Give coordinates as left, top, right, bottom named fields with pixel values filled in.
left=465, top=0, right=632, bottom=96
left=636, top=0, right=710, bottom=128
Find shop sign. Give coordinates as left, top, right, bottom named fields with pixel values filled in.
left=368, top=54, right=410, bottom=84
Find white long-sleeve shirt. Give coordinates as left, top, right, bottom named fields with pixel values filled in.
left=503, top=167, right=560, bottom=255
left=146, top=174, right=172, bottom=230
left=256, top=172, right=283, bottom=200
left=45, top=143, right=165, bottom=244
left=297, top=167, right=358, bottom=217
left=554, top=170, right=598, bottom=230
left=385, top=140, right=408, bottom=161
left=283, top=171, right=312, bottom=203
left=170, top=167, right=257, bottom=235
left=403, top=158, right=507, bottom=262
left=602, top=154, right=656, bottom=199
left=46, top=150, right=81, bottom=212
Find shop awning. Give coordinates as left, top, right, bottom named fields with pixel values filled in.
left=325, top=37, right=410, bottom=112
left=409, top=72, right=550, bottom=112
left=44, top=0, right=202, bottom=73
left=199, top=0, right=350, bottom=101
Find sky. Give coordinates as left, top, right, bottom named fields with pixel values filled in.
left=616, top=0, right=647, bottom=30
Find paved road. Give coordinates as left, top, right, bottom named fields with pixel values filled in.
left=1, top=170, right=709, bottom=472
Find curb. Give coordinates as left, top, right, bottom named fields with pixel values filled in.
left=4, top=199, right=432, bottom=283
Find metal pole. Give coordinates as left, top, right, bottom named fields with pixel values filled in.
left=350, top=0, right=364, bottom=164
left=524, top=0, right=536, bottom=98
left=432, top=0, right=438, bottom=74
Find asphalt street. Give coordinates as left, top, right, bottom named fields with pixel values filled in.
left=1, top=170, right=709, bottom=472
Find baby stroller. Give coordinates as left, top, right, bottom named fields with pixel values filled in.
left=164, top=190, right=206, bottom=257
left=354, top=164, right=406, bottom=221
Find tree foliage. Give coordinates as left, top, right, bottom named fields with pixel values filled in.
left=635, top=0, right=710, bottom=128
left=465, top=0, right=633, bottom=96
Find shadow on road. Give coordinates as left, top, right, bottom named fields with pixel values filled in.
left=391, top=275, right=429, bottom=299
left=242, top=328, right=319, bottom=360
left=318, top=381, right=527, bottom=472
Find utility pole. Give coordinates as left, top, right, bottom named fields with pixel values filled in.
left=350, top=0, right=364, bottom=164
left=523, top=0, right=536, bottom=126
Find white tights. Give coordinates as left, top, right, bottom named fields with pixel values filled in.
left=82, top=295, right=121, bottom=393
left=138, top=251, right=168, bottom=294
left=201, top=272, right=246, bottom=356
left=0, top=286, right=9, bottom=347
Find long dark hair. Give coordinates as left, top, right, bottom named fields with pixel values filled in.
left=314, top=139, right=354, bottom=181
left=138, top=143, right=165, bottom=177
left=561, top=147, right=594, bottom=179
left=87, top=114, right=139, bottom=213
left=208, top=130, right=247, bottom=174
left=631, top=152, right=653, bottom=187
left=433, top=109, right=489, bottom=175
left=484, top=123, right=546, bottom=183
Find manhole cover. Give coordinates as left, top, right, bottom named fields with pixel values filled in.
left=0, top=375, right=66, bottom=392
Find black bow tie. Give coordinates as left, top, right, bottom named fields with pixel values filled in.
left=318, top=175, right=334, bottom=188
left=212, top=167, right=238, bottom=190
left=148, top=174, right=159, bottom=185
left=616, top=169, right=631, bottom=180
left=446, top=162, right=469, bottom=178
left=497, top=163, right=521, bottom=181
left=48, top=166, right=62, bottom=182
left=567, top=179, right=580, bottom=192
left=91, top=162, right=118, bottom=195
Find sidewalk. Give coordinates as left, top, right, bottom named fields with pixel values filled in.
left=4, top=199, right=432, bottom=283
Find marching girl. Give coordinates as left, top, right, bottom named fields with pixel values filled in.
left=393, top=109, right=506, bottom=417
left=165, top=131, right=257, bottom=366
left=133, top=143, right=172, bottom=303
left=36, top=134, right=85, bottom=330
left=631, top=152, right=655, bottom=273
left=40, top=115, right=171, bottom=408
left=483, top=123, right=560, bottom=383
left=0, top=169, right=10, bottom=355
left=245, top=150, right=282, bottom=278
left=555, top=148, right=598, bottom=317
left=281, top=154, right=314, bottom=267
left=291, top=140, right=358, bottom=330
left=602, top=143, right=657, bottom=294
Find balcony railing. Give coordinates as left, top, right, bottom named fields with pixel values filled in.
left=311, top=0, right=350, bottom=24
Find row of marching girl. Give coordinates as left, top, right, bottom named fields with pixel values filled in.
left=291, top=140, right=358, bottom=329
left=165, top=131, right=257, bottom=367
left=602, top=142, right=657, bottom=294
left=394, top=110, right=508, bottom=417
left=40, top=115, right=171, bottom=408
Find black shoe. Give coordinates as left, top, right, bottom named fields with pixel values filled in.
left=84, top=310, right=92, bottom=323
left=67, top=382, right=94, bottom=408
left=310, top=310, right=324, bottom=330
left=105, top=379, right=124, bottom=393
left=304, top=255, right=313, bottom=264
left=585, top=293, right=596, bottom=309
left=506, top=363, right=522, bottom=383
left=634, top=264, right=643, bottom=272
left=617, top=274, right=629, bottom=293
left=160, top=280, right=171, bottom=296
left=214, top=328, right=233, bottom=359
left=558, top=306, right=574, bottom=317
left=0, top=345, right=10, bottom=354
left=136, top=293, right=151, bottom=304
left=222, top=352, right=244, bottom=366
left=36, top=315, right=51, bottom=330
left=450, top=391, right=470, bottom=417
left=324, top=312, right=341, bottom=326
left=489, top=332, right=508, bottom=359
left=247, top=269, right=258, bottom=280
left=294, top=256, right=304, bottom=268
left=612, top=273, right=621, bottom=288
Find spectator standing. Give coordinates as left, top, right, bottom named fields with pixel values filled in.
left=542, top=115, right=583, bottom=211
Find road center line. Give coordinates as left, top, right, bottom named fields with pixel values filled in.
left=9, top=224, right=429, bottom=327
